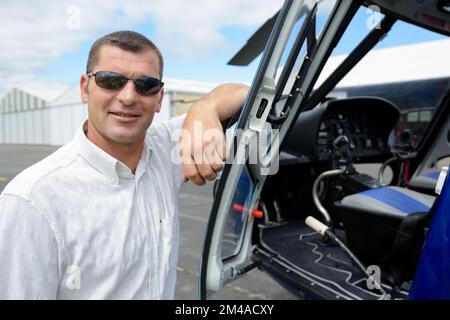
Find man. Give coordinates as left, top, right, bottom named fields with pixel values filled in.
left=0, top=31, right=248, bottom=299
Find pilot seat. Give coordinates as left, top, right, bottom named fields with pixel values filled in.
left=333, top=185, right=435, bottom=284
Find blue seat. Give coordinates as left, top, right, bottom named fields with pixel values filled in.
left=340, top=186, right=435, bottom=218
left=333, top=186, right=435, bottom=274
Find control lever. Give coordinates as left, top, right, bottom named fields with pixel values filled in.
left=312, top=167, right=345, bottom=226
left=333, top=135, right=354, bottom=168
left=312, top=136, right=354, bottom=226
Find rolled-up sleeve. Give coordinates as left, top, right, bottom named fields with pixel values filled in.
left=0, top=194, right=59, bottom=299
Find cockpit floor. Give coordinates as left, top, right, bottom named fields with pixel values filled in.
left=259, top=221, right=401, bottom=300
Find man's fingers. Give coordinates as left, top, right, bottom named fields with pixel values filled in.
left=202, top=139, right=225, bottom=179
left=217, top=137, right=228, bottom=162
left=183, top=162, right=206, bottom=186
left=183, top=153, right=219, bottom=184
left=193, top=150, right=217, bottom=181
left=207, top=150, right=224, bottom=173
left=179, top=140, right=205, bottom=185
left=180, top=123, right=228, bottom=185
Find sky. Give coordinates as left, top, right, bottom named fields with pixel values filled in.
left=0, top=0, right=447, bottom=101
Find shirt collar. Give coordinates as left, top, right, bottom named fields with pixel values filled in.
left=75, top=120, right=152, bottom=184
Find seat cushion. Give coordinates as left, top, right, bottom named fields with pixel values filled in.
left=333, top=186, right=435, bottom=265
left=340, top=186, right=435, bottom=218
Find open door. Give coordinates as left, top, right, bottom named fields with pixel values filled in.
left=199, top=0, right=362, bottom=299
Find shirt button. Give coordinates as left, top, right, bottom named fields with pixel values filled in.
left=111, top=176, right=118, bottom=184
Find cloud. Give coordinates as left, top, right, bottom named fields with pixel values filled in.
left=0, top=0, right=284, bottom=98
left=146, top=0, right=284, bottom=59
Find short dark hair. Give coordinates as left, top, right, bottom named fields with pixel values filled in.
left=86, top=30, right=164, bottom=78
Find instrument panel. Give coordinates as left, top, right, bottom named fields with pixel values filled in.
left=281, top=97, right=400, bottom=163
left=317, top=108, right=389, bottom=160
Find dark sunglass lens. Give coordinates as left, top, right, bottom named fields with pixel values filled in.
left=95, top=72, right=127, bottom=90
left=135, top=77, right=162, bottom=95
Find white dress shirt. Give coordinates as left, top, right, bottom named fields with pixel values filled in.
left=0, top=115, right=186, bottom=299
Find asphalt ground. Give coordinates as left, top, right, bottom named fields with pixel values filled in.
left=0, top=144, right=296, bottom=300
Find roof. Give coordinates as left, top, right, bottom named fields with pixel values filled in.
left=163, top=78, right=218, bottom=94
left=333, top=77, right=450, bottom=110
left=0, top=88, right=48, bottom=113
left=317, top=39, right=450, bottom=87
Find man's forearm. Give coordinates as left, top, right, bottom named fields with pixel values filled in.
left=193, top=83, right=249, bottom=122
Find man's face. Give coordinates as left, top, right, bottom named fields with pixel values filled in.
left=80, top=45, right=164, bottom=147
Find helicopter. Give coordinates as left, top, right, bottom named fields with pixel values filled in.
left=199, top=0, right=450, bottom=300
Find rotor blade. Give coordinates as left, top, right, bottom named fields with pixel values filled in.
left=227, top=10, right=279, bottom=66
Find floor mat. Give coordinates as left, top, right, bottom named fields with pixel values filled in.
left=260, top=221, right=387, bottom=300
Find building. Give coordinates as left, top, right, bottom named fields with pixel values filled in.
left=0, top=88, right=49, bottom=144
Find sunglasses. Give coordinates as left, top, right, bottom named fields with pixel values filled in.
left=87, top=71, right=164, bottom=95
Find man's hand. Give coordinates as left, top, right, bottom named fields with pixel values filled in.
left=180, top=83, right=249, bottom=185
left=180, top=106, right=227, bottom=185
